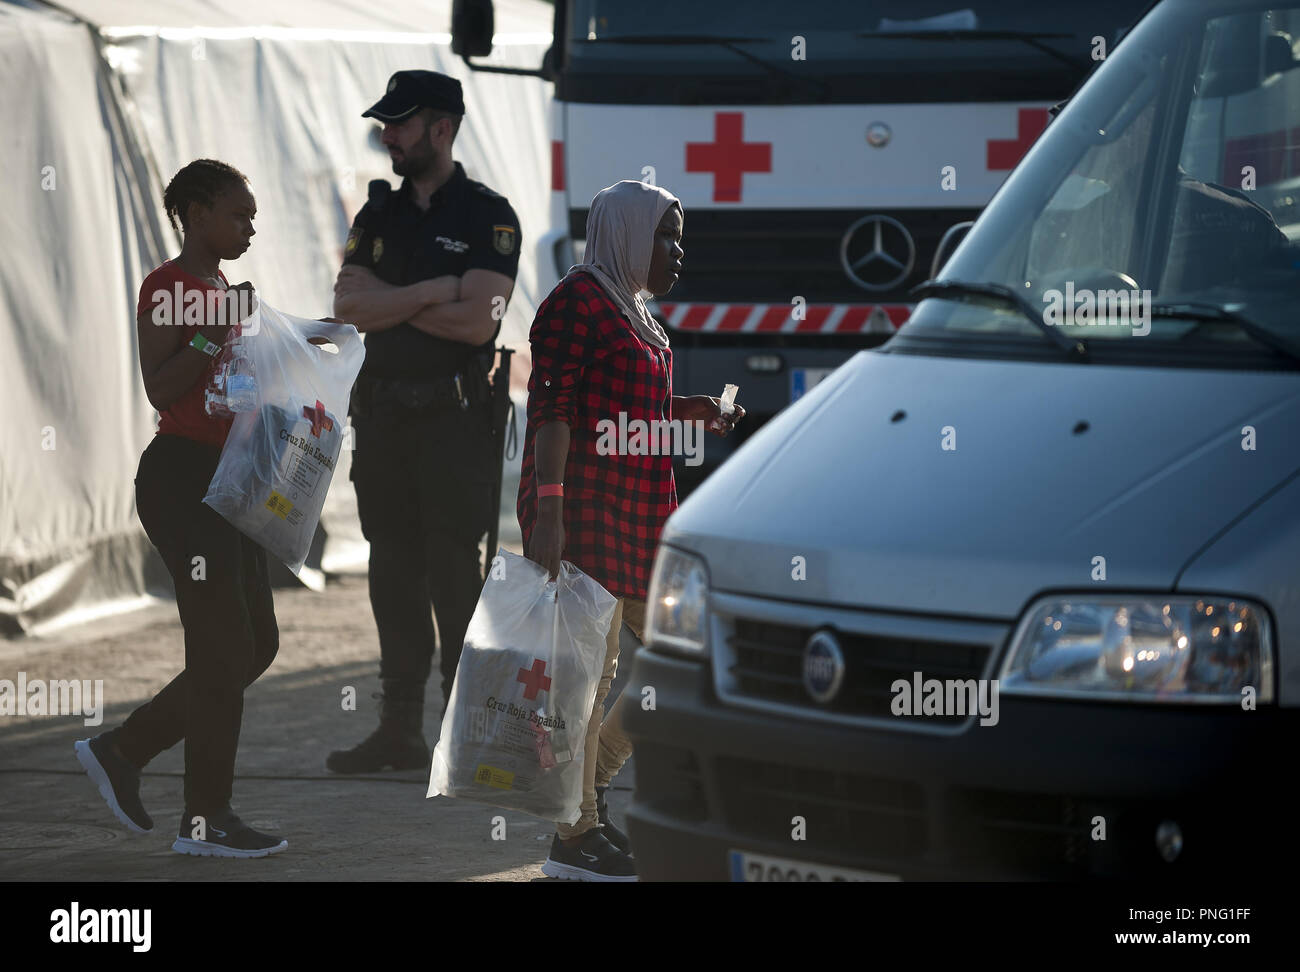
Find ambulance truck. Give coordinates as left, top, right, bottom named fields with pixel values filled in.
left=451, top=0, right=1150, bottom=492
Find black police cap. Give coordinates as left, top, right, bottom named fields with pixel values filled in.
left=363, top=70, right=465, bottom=122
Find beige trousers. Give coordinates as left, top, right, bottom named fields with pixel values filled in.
left=555, top=597, right=646, bottom=838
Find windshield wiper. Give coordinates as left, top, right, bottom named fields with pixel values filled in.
left=856, top=29, right=1085, bottom=70
left=911, top=279, right=1088, bottom=359
left=1155, top=302, right=1300, bottom=366
left=573, top=34, right=829, bottom=97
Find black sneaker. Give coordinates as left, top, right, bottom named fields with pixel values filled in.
left=541, top=829, right=638, bottom=882
left=595, top=786, right=632, bottom=856
left=74, top=731, right=153, bottom=834
left=173, top=808, right=287, bottom=859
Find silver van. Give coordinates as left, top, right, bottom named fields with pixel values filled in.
left=625, top=0, right=1300, bottom=880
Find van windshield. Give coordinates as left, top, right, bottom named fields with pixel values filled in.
left=897, top=0, right=1300, bottom=367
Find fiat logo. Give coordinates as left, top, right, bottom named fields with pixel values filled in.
left=802, top=630, right=845, bottom=704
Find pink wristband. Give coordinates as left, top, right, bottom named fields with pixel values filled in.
left=537, top=483, right=564, bottom=499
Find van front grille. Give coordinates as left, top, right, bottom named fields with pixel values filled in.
left=725, top=618, right=991, bottom=727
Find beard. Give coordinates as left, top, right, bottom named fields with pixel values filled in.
left=391, top=141, right=437, bottom=179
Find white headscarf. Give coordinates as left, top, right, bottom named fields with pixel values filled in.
left=564, top=180, right=680, bottom=350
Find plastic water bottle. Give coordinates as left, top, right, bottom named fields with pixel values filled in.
left=224, top=337, right=258, bottom=413
left=204, top=385, right=230, bottom=417
left=204, top=359, right=232, bottom=418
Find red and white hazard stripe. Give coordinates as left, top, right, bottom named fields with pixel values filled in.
left=654, top=302, right=912, bottom=333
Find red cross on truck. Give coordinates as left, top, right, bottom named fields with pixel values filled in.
left=686, top=112, right=773, bottom=203
left=986, top=108, right=1051, bottom=171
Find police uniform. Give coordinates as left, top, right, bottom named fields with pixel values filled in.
left=328, top=71, right=521, bottom=773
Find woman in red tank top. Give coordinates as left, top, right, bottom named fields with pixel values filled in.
left=74, top=160, right=287, bottom=858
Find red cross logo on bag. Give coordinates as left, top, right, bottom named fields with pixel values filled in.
left=516, top=658, right=552, bottom=700
left=302, top=400, right=333, bottom=437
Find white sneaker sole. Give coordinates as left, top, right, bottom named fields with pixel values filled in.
left=541, top=858, right=638, bottom=882
left=172, top=837, right=288, bottom=859
left=74, top=739, right=152, bottom=835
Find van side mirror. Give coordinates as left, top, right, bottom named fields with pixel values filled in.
left=451, top=0, right=495, bottom=58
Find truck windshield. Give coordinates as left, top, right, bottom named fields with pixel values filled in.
left=898, top=0, right=1300, bottom=366
left=564, top=1, right=1144, bottom=99
left=569, top=1, right=1132, bottom=53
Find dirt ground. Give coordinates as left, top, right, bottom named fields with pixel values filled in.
left=0, top=514, right=640, bottom=882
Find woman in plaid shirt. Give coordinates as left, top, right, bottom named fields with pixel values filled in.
left=518, top=180, right=744, bottom=881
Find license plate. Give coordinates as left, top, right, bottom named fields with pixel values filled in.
left=790, top=367, right=837, bottom=402
left=729, top=850, right=901, bottom=882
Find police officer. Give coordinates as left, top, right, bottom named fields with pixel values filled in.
left=327, top=70, right=520, bottom=773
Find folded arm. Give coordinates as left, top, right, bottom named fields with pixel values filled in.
left=407, top=269, right=515, bottom=346
left=332, top=265, right=460, bottom=332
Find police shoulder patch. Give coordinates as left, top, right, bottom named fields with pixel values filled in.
left=492, top=225, right=517, bottom=255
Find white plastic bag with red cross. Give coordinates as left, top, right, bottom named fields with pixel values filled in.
left=202, top=299, right=364, bottom=574
left=428, top=548, right=617, bottom=824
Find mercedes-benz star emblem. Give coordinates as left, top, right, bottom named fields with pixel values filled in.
left=840, top=214, right=916, bottom=292
left=866, top=122, right=891, bottom=148
left=802, top=630, right=845, bottom=704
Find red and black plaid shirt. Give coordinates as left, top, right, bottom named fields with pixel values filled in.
left=517, top=271, right=677, bottom=600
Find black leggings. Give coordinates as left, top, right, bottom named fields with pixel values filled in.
left=116, top=434, right=279, bottom=813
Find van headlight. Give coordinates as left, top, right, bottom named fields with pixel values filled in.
left=1000, top=596, right=1273, bottom=703
left=645, top=546, right=710, bottom=658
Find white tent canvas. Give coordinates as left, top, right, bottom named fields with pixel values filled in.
left=0, top=0, right=553, bottom=634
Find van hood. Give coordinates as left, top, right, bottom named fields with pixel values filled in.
left=666, top=351, right=1300, bottom=619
